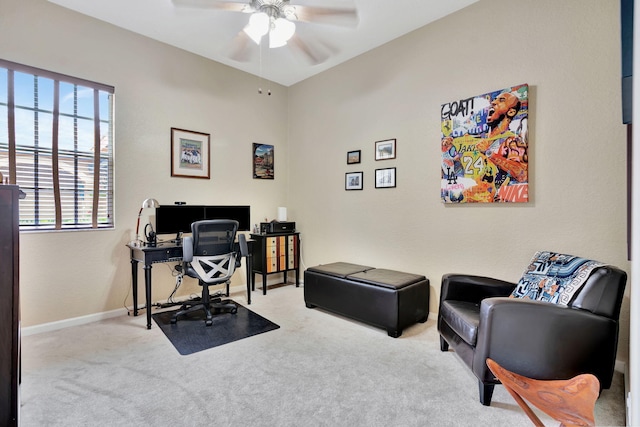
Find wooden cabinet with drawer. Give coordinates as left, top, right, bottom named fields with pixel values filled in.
left=250, top=232, right=300, bottom=295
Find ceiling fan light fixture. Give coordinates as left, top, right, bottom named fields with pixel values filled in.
left=244, top=12, right=270, bottom=44
left=269, top=17, right=295, bottom=48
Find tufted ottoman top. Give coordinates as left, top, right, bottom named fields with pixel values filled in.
left=348, top=269, right=427, bottom=290
left=306, top=262, right=374, bottom=278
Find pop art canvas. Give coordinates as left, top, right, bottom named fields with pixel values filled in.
left=441, top=84, right=529, bottom=203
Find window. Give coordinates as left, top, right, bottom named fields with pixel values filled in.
left=0, top=59, right=114, bottom=231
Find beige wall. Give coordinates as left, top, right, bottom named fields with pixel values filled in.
left=1, top=0, right=290, bottom=325
left=0, top=0, right=630, bottom=362
left=288, top=0, right=630, bottom=361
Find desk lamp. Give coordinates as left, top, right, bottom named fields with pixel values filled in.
left=135, top=198, right=159, bottom=243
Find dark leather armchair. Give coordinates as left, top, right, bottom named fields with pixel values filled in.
left=437, top=262, right=627, bottom=406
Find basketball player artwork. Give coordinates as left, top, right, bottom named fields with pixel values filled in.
left=441, top=84, right=529, bottom=203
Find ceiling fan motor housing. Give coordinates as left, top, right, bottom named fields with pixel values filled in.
left=250, top=0, right=295, bottom=20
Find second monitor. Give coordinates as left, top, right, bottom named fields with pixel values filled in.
left=155, top=205, right=251, bottom=236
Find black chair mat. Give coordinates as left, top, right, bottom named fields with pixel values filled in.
left=152, top=301, right=280, bottom=355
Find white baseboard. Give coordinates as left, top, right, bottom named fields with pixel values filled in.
left=616, top=359, right=626, bottom=373
left=21, top=308, right=124, bottom=337
left=21, top=279, right=301, bottom=337
left=623, top=361, right=631, bottom=427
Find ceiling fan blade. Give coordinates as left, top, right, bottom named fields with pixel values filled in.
left=226, top=30, right=256, bottom=62
left=171, top=0, right=251, bottom=12
left=289, top=5, right=358, bottom=28
left=288, top=34, right=331, bottom=65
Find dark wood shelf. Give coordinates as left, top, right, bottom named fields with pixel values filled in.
left=0, top=185, right=21, bottom=426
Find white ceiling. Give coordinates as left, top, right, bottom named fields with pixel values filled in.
left=48, top=0, right=479, bottom=87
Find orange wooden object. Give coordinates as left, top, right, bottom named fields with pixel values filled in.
left=486, top=358, right=600, bottom=427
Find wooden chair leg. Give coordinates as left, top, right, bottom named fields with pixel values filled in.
left=486, top=358, right=599, bottom=427
left=500, top=381, right=545, bottom=427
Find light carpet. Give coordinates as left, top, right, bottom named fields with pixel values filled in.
left=20, top=285, right=626, bottom=426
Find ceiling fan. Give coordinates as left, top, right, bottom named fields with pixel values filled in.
left=171, top=0, right=359, bottom=65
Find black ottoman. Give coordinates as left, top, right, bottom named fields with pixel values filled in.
left=304, top=262, right=430, bottom=337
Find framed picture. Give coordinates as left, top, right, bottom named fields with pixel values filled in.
left=375, top=138, right=396, bottom=160
left=440, top=83, right=529, bottom=203
left=347, top=150, right=361, bottom=164
left=375, top=167, right=396, bottom=188
left=345, top=172, right=363, bottom=190
left=253, top=143, right=274, bottom=179
left=171, top=128, right=210, bottom=179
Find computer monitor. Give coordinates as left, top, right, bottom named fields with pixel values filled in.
left=154, top=205, right=251, bottom=236
left=155, top=205, right=207, bottom=236
left=205, top=205, right=251, bottom=231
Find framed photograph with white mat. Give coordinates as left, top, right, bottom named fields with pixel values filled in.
left=345, top=172, right=363, bottom=190
left=171, top=128, right=210, bottom=179
left=375, top=138, right=396, bottom=160
left=375, top=167, right=396, bottom=188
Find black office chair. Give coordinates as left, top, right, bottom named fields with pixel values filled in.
left=171, top=219, right=248, bottom=326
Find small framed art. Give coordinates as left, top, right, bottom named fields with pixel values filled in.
left=375, top=138, right=396, bottom=160
left=253, top=143, right=274, bottom=179
left=345, top=172, right=363, bottom=190
left=347, top=150, right=361, bottom=164
left=375, top=167, right=396, bottom=188
left=171, top=128, right=210, bottom=179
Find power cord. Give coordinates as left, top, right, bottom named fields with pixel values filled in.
left=123, top=281, right=134, bottom=316
left=123, top=260, right=232, bottom=315
left=163, top=264, right=184, bottom=306
left=122, top=261, right=183, bottom=315
left=298, top=236, right=306, bottom=285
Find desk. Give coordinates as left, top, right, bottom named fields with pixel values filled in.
left=127, top=240, right=253, bottom=329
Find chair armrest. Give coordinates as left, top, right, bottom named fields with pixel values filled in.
left=238, top=233, right=248, bottom=257
left=182, top=236, right=193, bottom=262
left=473, top=297, right=618, bottom=384
left=440, top=274, right=516, bottom=305
left=235, top=234, right=248, bottom=268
